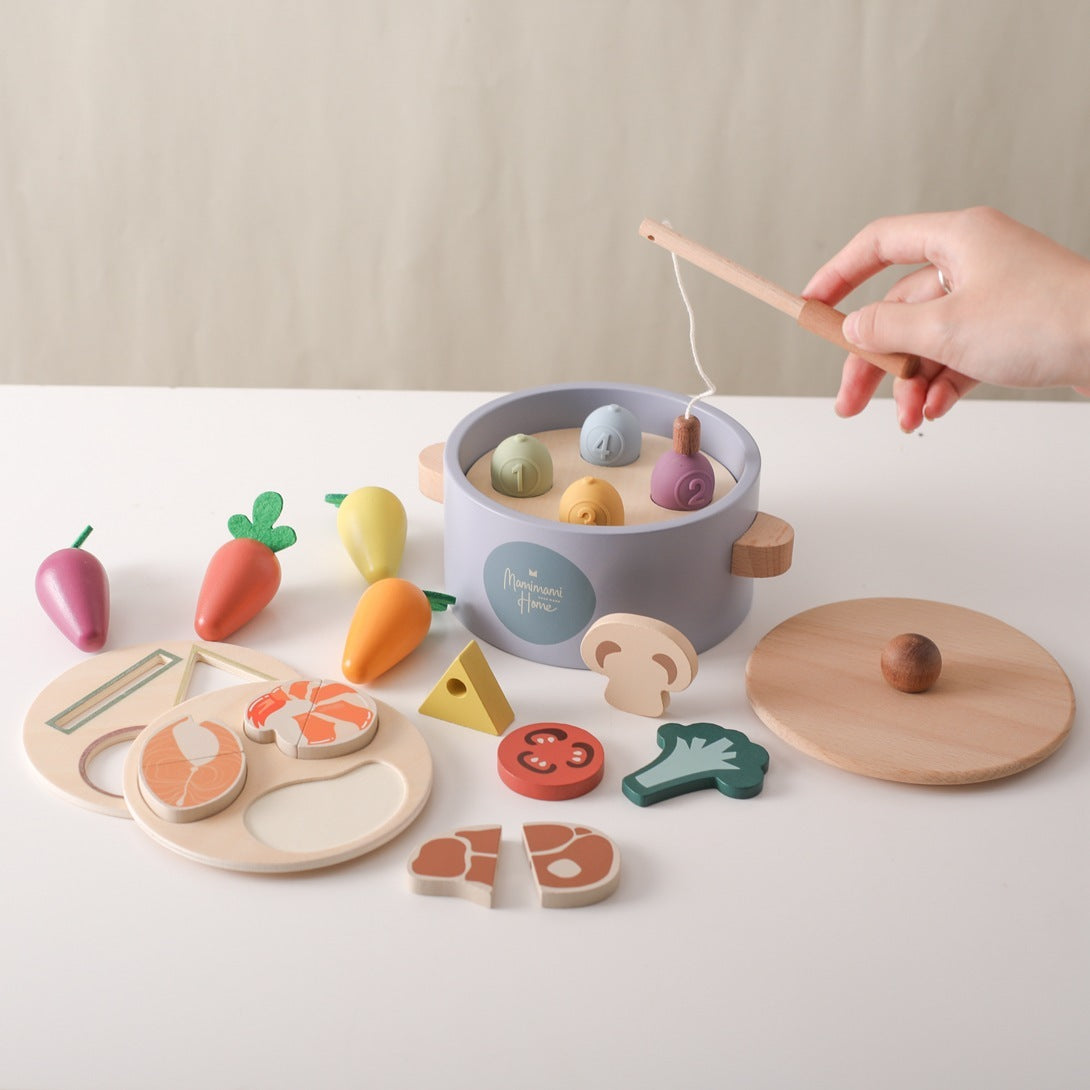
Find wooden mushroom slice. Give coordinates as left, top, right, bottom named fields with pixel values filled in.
left=579, top=613, right=699, bottom=717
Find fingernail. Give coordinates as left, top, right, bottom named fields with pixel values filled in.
left=842, top=310, right=860, bottom=343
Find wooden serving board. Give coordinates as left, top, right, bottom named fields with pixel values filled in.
left=122, top=682, right=432, bottom=873
left=746, top=598, right=1075, bottom=785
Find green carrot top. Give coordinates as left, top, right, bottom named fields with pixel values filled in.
left=227, top=492, right=297, bottom=553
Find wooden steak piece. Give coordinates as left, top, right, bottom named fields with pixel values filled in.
left=407, top=825, right=502, bottom=908
left=522, top=822, right=620, bottom=908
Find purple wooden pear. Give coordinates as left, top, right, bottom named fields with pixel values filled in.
left=35, top=526, right=110, bottom=651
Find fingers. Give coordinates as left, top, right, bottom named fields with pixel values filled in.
left=834, top=355, right=886, bottom=418
left=892, top=374, right=928, bottom=432
left=833, top=267, right=951, bottom=420
left=893, top=367, right=978, bottom=431
left=806, top=208, right=997, bottom=427
left=803, top=211, right=962, bottom=304
left=888, top=264, right=948, bottom=305
left=838, top=353, right=977, bottom=430
left=923, top=371, right=978, bottom=420
left=842, top=296, right=951, bottom=364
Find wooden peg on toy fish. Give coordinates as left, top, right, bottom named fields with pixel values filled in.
left=342, top=578, right=456, bottom=684
left=490, top=434, right=553, bottom=498
left=194, top=492, right=297, bottom=642
left=35, top=526, right=110, bottom=651
left=558, top=476, right=625, bottom=526
left=325, top=487, right=407, bottom=583
left=579, top=403, right=641, bottom=467
left=649, top=414, right=715, bottom=511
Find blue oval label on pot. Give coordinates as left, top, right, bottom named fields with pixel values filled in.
left=483, top=542, right=596, bottom=645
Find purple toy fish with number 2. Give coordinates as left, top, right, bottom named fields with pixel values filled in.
left=35, top=526, right=110, bottom=652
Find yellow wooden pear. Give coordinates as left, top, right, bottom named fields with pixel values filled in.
left=326, top=487, right=407, bottom=583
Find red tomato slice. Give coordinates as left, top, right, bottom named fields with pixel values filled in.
left=497, top=722, right=604, bottom=801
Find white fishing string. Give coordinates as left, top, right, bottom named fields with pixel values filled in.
left=662, top=220, right=717, bottom=417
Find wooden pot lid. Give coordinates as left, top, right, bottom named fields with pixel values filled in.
left=745, top=598, right=1074, bottom=785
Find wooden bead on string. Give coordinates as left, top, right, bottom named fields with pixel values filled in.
left=649, top=414, right=715, bottom=511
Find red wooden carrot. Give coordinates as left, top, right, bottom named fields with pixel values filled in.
left=195, top=492, right=296, bottom=641
left=36, top=525, right=110, bottom=651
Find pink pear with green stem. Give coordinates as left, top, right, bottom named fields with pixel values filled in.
left=35, top=526, right=110, bottom=652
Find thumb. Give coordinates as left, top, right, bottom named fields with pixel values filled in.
left=842, top=299, right=947, bottom=362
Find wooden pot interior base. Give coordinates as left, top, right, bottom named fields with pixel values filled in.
left=466, top=427, right=737, bottom=525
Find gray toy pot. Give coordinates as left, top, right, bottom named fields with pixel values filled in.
left=427, top=383, right=792, bottom=669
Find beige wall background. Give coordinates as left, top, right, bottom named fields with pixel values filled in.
left=2, top=0, right=1089, bottom=401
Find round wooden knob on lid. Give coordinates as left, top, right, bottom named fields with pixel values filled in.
left=881, top=633, right=942, bottom=693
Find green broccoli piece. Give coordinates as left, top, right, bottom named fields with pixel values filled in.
left=622, top=722, right=769, bottom=807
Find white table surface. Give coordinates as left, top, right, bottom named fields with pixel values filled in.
left=2, top=386, right=1087, bottom=1090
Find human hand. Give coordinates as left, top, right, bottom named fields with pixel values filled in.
left=802, top=207, right=1090, bottom=430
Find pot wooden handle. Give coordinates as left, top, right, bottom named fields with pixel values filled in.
left=419, top=442, right=445, bottom=503
left=731, top=513, right=794, bottom=578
